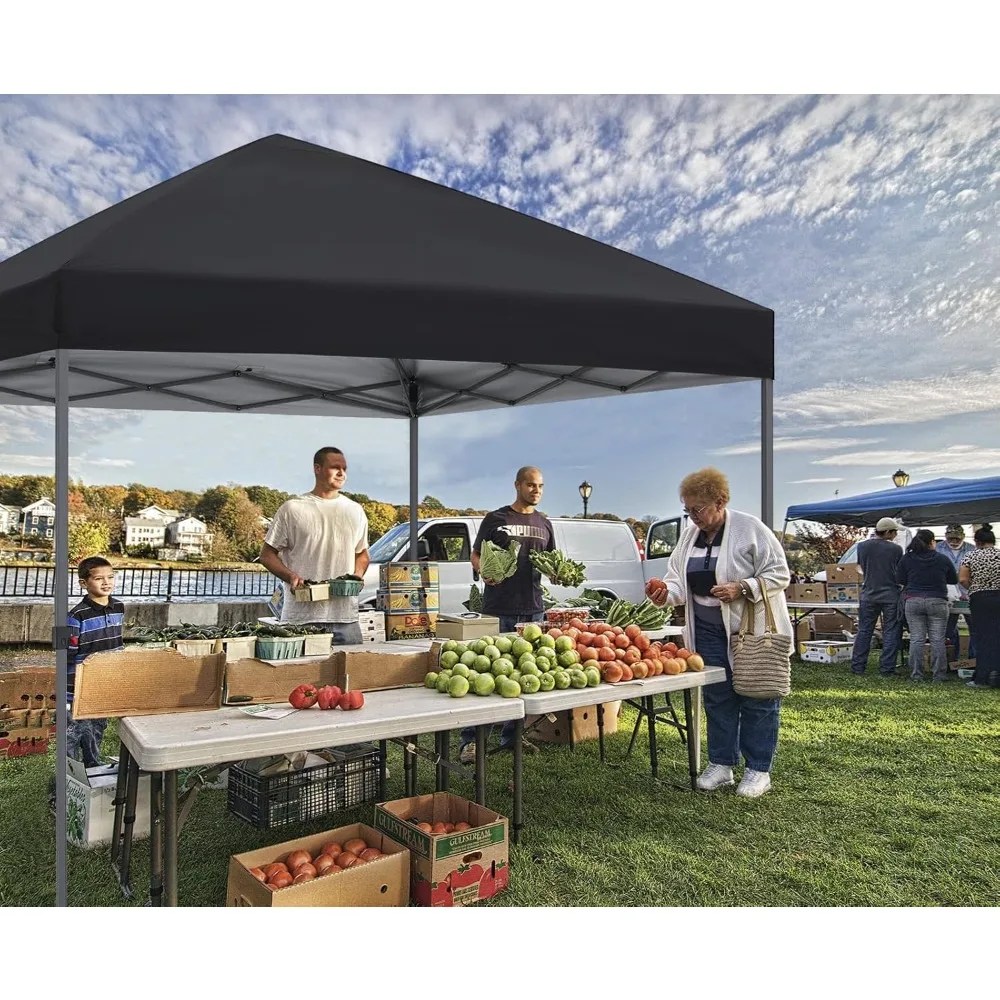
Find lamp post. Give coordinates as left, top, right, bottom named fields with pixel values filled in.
left=892, top=469, right=910, bottom=488
left=578, top=480, right=592, bottom=519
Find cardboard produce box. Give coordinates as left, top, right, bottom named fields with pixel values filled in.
left=73, top=648, right=225, bottom=719
left=66, top=758, right=151, bottom=848
left=385, top=610, right=437, bottom=640
left=333, top=643, right=430, bottom=693
left=376, top=588, right=440, bottom=612
left=224, top=654, right=339, bottom=705
left=375, top=792, right=509, bottom=907
left=786, top=583, right=826, bottom=603
left=825, top=563, right=862, bottom=584
left=0, top=671, right=57, bottom=757
left=380, top=562, right=439, bottom=591
left=226, top=822, right=409, bottom=907
left=811, top=611, right=856, bottom=634
left=434, top=615, right=501, bottom=642
left=799, top=640, right=854, bottom=664
left=827, top=583, right=861, bottom=603
left=795, top=619, right=812, bottom=646
left=526, top=703, right=620, bottom=745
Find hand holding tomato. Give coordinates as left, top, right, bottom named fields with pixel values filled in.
left=645, top=577, right=669, bottom=607
left=288, top=684, right=318, bottom=709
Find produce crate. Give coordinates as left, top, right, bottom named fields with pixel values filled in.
left=303, top=633, right=333, bottom=656
left=221, top=636, right=257, bottom=662
left=293, top=582, right=330, bottom=602
left=227, top=743, right=382, bottom=829
left=255, top=636, right=306, bottom=660
left=545, top=607, right=590, bottom=626
left=328, top=577, right=364, bottom=597
left=172, top=638, right=219, bottom=656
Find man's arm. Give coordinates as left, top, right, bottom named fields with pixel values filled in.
left=354, top=548, right=370, bottom=577
left=259, top=542, right=304, bottom=590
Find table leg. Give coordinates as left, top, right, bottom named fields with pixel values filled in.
left=597, top=701, right=606, bottom=762
left=164, top=770, right=178, bottom=907
left=512, top=717, right=523, bottom=845
left=438, top=729, right=451, bottom=792
left=646, top=695, right=659, bottom=779
left=686, top=686, right=702, bottom=784
left=116, top=752, right=140, bottom=899
left=624, top=703, right=642, bottom=761
left=109, top=742, right=130, bottom=867
left=474, top=724, right=487, bottom=805
left=404, top=734, right=417, bottom=796
left=149, top=771, right=163, bottom=907
left=378, top=739, right=387, bottom=802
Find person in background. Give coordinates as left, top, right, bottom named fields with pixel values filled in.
left=896, top=529, right=957, bottom=683
left=939, top=524, right=976, bottom=663
left=959, top=524, right=1000, bottom=688
left=458, top=466, right=556, bottom=764
left=67, top=556, right=125, bottom=767
left=646, top=467, right=792, bottom=799
left=850, top=517, right=904, bottom=676
left=260, top=446, right=369, bottom=644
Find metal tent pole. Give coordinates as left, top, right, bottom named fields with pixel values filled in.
left=54, top=350, right=69, bottom=907
left=408, top=380, right=419, bottom=560
left=761, top=378, right=774, bottom=529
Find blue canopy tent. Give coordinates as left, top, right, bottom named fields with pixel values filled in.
left=785, top=476, right=1000, bottom=529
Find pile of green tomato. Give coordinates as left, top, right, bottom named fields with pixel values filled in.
left=424, top=625, right=601, bottom=698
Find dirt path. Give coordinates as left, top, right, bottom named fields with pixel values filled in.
left=0, top=645, right=56, bottom=671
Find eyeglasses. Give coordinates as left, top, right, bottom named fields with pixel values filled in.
left=682, top=504, right=712, bottom=517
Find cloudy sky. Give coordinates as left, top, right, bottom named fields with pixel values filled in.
left=1, top=94, right=998, bottom=527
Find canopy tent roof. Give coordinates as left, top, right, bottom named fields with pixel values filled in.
left=785, top=476, right=1000, bottom=528
left=0, top=134, right=772, bottom=414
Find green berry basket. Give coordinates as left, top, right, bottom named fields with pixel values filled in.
left=255, top=636, right=306, bottom=660
left=328, top=577, right=364, bottom=597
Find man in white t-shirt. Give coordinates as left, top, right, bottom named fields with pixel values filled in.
left=260, top=447, right=370, bottom=644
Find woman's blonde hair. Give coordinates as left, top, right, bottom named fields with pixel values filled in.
left=679, top=467, right=731, bottom=506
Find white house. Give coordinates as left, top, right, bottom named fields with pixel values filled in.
left=0, top=503, right=21, bottom=534
left=21, top=498, right=56, bottom=538
left=135, top=505, right=181, bottom=523
left=124, top=517, right=168, bottom=550
left=166, top=516, right=213, bottom=555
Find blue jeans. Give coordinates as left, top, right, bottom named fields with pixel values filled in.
left=314, top=622, right=363, bottom=644
left=461, top=612, right=544, bottom=748
left=904, top=596, right=949, bottom=680
left=695, top=619, right=781, bottom=773
left=67, top=715, right=109, bottom=768
left=946, top=612, right=975, bottom=661
left=851, top=598, right=901, bottom=674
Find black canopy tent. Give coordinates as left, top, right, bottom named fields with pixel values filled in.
left=0, top=134, right=775, bottom=905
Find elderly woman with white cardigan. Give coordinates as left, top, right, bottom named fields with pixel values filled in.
left=647, top=468, right=792, bottom=798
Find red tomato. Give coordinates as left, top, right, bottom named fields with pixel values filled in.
left=248, top=867, right=267, bottom=882
left=285, top=849, right=312, bottom=870
left=635, top=635, right=651, bottom=652
left=262, top=862, right=288, bottom=880
left=268, top=871, right=293, bottom=889
left=620, top=664, right=634, bottom=681
left=578, top=633, right=594, bottom=647
left=288, top=684, right=318, bottom=709
left=597, top=647, right=616, bottom=662
left=336, top=853, right=360, bottom=869
left=293, top=862, right=317, bottom=878
left=614, top=648, right=626, bottom=660
left=569, top=618, right=588, bottom=631
left=315, top=684, right=343, bottom=710
left=293, top=872, right=315, bottom=884
left=359, top=848, right=382, bottom=861
left=603, top=663, right=624, bottom=683
left=581, top=647, right=600, bottom=662
left=319, top=841, right=342, bottom=859
left=624, top=648, right=641, bottom=665
left=614, top=634, right=631, bottom=649
left=546, top=628, right=562, bottom=639
left=664, top=642, right=679, bottom=655
left=431, top=821, right=448, bottom=834
left=338, top=690, right=365, bottom=710
left=625, top=624, right=643, bottom=641
left=313, top=854, right=335, bottom=875
left=454, top=821, right=472, bottom=831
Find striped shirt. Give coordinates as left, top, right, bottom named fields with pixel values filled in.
left=687, top=521, right=725, bottom=625
left=67, top=595, right=126, bottom=697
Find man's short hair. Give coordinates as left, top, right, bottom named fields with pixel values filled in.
left=313, top=446, right=344, bottom=467
left=78, top=556, right=113, bottom=581
left=515, top=466, right=542, bottom=483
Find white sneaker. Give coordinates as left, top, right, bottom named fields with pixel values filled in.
left=696, top=763, right=735, bottom=791
left=736, top=769, right=772, bottom=798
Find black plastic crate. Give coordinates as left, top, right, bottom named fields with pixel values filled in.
left=226, top=743, right=381, bottom=829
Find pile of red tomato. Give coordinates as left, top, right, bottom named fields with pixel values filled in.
left=247, top=837, right=385, bottom=890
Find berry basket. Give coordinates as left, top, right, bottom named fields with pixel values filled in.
left=226, top=743, right=382, bottom=829
left=255, top=636, right=306, bottom=660
left=328, top=577, right=364, bottom=597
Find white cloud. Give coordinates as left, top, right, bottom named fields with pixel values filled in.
left=788, top=477, right=845, bottom=484
left=712, top=436, right=882, bottom=457
left=814, top=445, right=1000, bottom=478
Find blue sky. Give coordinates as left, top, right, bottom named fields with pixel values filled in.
left=1, top=94, right=998, bottom=526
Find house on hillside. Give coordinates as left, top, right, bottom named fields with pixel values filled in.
left=124, top=517, right=169, bottom=550
left=0, top=503, right=21, bottom=535
left=135, top=504, right=181, bottom=523
left=21, top=498, right=56, bottom=538
left=166, top=516, right=213, bottom=555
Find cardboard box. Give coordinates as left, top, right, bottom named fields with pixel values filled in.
left=66, top=758, right=151, bottom=848
left=226, top=822, right=409, bottom=907
left=826, top=583, right=861, bottom=603
left=385, top=610, right=437, bottom=641
left=376, top=588, right=440, bottom=612
left=293, top=582, right=330, bottom=602
left=380, top=563, right=439, bottom=591
left=73, top=648, right=226, bottom=719
left=811, top=611, right=856, bottom=634
left=375, top=792, right=509, bottom=907
left=434, top=615, right=501, bottom=641
left=224, top=654, right=339, bottom=705
left=333, top=643, right=430, bottom=693
left=799, top=640, right=854, bottom=664
left=825, top=563, right=863, bottom=584
left=795, top=619, right=812, bottom=646
left=786, top=583, right=826, bottom=603
left=0, top=672, right=57, bottom=757
left=525, top=703, right=620, bottom=745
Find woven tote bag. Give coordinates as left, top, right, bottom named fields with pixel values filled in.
left=730, top=577, right=792, bottom=699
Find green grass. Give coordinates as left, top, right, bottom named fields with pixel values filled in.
left=2, top=657, right=999, bottom=906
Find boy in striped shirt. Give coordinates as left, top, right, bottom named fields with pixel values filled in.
left=67, top=556, right=125, bottom=766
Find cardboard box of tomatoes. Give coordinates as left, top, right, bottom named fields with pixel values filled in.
left=375, top=792, right=509, bottom=907
left=226, top=822, right=409, bottom=907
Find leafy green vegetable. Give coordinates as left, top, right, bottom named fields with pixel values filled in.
left=479, top=538, right=521, bottom=582
left=529, top=548, right=587, bottom=587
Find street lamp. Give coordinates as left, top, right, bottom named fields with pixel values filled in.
left=578, top=480, right=592, bottom=519
left=892, top=469, right=910, bottom=488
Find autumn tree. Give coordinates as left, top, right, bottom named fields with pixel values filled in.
left=195, top=485, right=244, bottom=527
left=164, top=489, right=202, bottom=515
left=359, top=500, right=398, bottom=544
left=68, top=518, right=112, bottom=563
left=122, top=483, right=173, bottom=516
left=791, top=522, right=868, bottom=576
left=83, top=484, right=128, bottom=515
left=212, top=490, right=267, bottom=562
left=244, top=485, right=294, bottom=519
left=0, top=474, right=56, bottom=507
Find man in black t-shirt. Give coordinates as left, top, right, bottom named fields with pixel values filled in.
left=459, top=466, right=556, bottom=761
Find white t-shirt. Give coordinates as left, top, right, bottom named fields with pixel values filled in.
left=264, top=493, right=369, bottom=624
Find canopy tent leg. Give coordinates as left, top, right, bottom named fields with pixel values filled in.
left=761, top=378, right=774, bottom=529
left=408, top=413, right=419, bottom=560
left=55, top=349, right=69, bottom=907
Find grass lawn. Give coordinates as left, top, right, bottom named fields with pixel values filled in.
left=2, top=657, right=999, bottom=907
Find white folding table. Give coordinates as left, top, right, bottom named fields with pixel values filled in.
left=115, top=687, right=524, bottom=906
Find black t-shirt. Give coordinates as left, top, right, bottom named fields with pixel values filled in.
left=474, top=506, right=556, bottom=615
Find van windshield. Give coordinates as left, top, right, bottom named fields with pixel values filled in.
left=368, top=522, right=425, bottom=563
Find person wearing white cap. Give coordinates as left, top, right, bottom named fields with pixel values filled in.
left=850, top=516, right=905, bottom=675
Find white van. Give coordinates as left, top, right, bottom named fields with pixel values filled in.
left=361, top=515, right=684, bottom=615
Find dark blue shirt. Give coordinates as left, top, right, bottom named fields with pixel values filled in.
left=67, top=595, right=126, bottom=698
left=857, top=537, right=903, bottom=603
left=895, top=550, right=957, bottom=601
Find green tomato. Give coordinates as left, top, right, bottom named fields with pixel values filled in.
left=495, top=636, right=513, bottom=654
left=454, top=643, right=469, bottom=657
left=535, top=633, right=556, bottom=649
left=520, top=673, right=541, bottom=694
left=449, top=675, right=470, bottom=698
left=439, top=650, right=459, bottom=669
left=520, top=661, right=541, bottom=677
left=473, top=655, right=492, bottom=672
left=470, top=639, right=488, bottom=656
left=538, top=672, right=556, bottom=692
left=557, top=650, right=581, bottom=668
left=474, top=673, right=496, bottom=696
left=584, top=666, right=602, bottom=687
left=492, top=660, right=512, bottom=678
left=453, top=663, right=471, bottom=679
left=500, top=678, right=521, bottom=698
left=441, top=640, right=458, bottom=653
left=518, top=653, right=537, bottom=670
left=522, top=623, right=543, bottom=643
left=553, top=670, right=571, bottom=690
left=509, top=669, right=522, bottom=686
left=536, top=646, right=557, bottom=662
left=460, top=650, right=478, bottom=667
left=511, top=638, right=533, bottom=658
left=436, top=674, right=452, bottom=694
left=424, top=671, right=440, bottom=689
left=484, top=645, right=502, bottom=662
left=569, top=669, right=588, bottom=689
left=555, top=636, right=575, bottom=654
